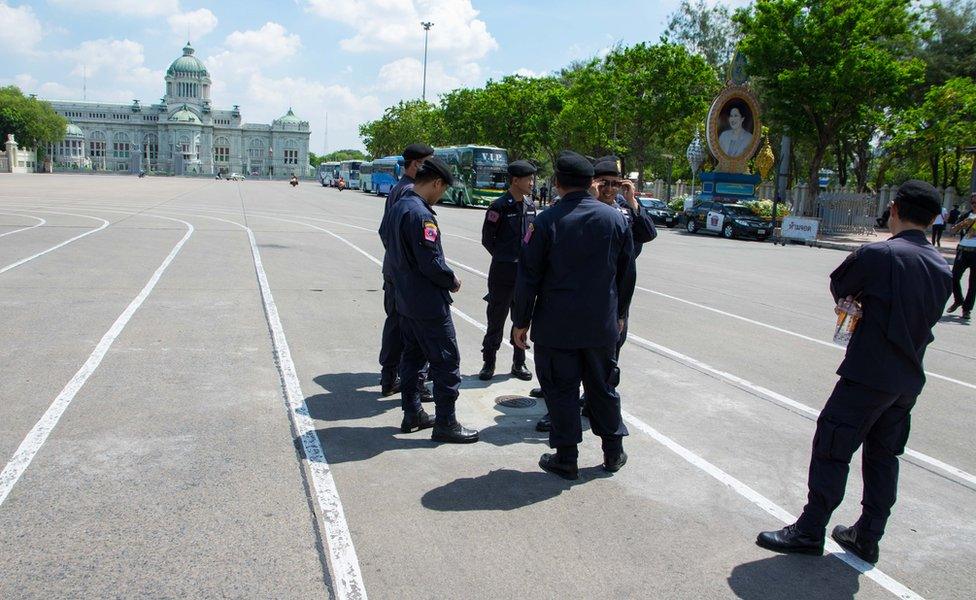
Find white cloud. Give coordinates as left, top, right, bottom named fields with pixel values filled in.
left=306, top=0, right=497, bottom=62
left=513, top=67, right=542, bottom=78
left=47, top=0, right=179, bottom=17
left=1, top=2, right=43, bottom=52
left=205, top=22, right=301, bottom=82
left=168, top=8, right=218, bottom=42
left=375, top=57, right=482, bottom=98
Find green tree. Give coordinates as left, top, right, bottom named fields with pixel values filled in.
left=919, top=0, right=976, bottom=86
left=358, top=100, right=445, bottom=157
left=736, top=0, right=923, bottom=212
left=663, top=0, right=740, bottom=74
left=322, top=149, right=369, bottom=162
left=0, top=86, right=68, bottom=151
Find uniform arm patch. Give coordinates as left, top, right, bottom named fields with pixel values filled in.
left=423, top=220, right=439, bottom=243
left=486, top=210, right=500, bottom=223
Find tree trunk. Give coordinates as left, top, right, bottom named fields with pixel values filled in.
left=806, top=145, right=826, bottom=216
left=930, top=153, right=940, bottom=187
left=834, top=139, right=848, bottom=187
left=951, top=145, right=961, bottom=191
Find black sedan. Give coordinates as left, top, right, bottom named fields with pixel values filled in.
left=684, top=200, right=772, bottom=240
left=638, top=197, right=678, bottom=227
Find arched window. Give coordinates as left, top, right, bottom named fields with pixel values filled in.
left=283, top=139, right=299, bottom=165
left=89, top=130, right=107, bottom=159
left=248, top=138, right=266, bottom=161
left=213, top=136, right=230, bottom=163
left=143, top=133, right=158, bottom=163
left=112, top=132, right=130, bottom=159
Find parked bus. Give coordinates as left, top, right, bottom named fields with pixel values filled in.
left=359, top=161, right=374, bottom=193
left=318, top=161, right=340, bottom=187
left=371, top=155, right=403, bottom=196
left=339, top=160, right=363, bottom=190
left=433, top=145, right=509, bottom=207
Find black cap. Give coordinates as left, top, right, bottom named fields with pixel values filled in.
left=593, top=155, right=620, bottom=177
left=417, top=155, right=454, bottom=186
left=894, top=180, right=941, bottom=217
left=402, top=143, right=434, bottom=161
left=507, top=160, right=537, bottom=177
left=555, top=150, right=595, bottom=178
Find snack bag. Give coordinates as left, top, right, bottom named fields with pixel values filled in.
left=833, top=297, right=862, bottom=346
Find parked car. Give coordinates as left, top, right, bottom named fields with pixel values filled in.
left=228, top=172, right=245, bottom=181
left=684, top=200, right=772, bottom=240
left=638, top=196, right=678, bottom=228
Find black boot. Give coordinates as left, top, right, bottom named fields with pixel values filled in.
left=510, top=363, right=532, bottom=381
left=419, top=385, right=434, bottom=403
left=603, top=451, right=627, bottom=473
left=478, top=357, right=496, bottom=381
left=431, top=421, right=479, bottom=444
left=529, top=387, right=545, bottom=399
left=831, top=525, right=879, bottom=564
left=756, top=523, right=825, bottom=556
left=539, top=453, right=579, bottom=480
left=535, top=413, right=552, bottom=432
left=400, top=409, right=434, bottom=433
left=381, top=377, right=401, bottom=397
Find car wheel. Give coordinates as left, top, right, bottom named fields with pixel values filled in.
left=723, top=223, right=735, bottom=239
left=686, top=218, right=698, bottom=233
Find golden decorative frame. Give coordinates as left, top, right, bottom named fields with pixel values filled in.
left=706, top=85, right=762, bottom=174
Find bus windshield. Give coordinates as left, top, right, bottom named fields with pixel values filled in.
left=473, top=148, right=509, bottom=189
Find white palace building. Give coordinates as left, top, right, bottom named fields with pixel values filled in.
left=45, top=42, right=311, bottom=177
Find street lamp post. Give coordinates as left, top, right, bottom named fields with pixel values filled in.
left=421, top=21, right=433, bottom=102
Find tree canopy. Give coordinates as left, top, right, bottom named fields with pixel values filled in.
left=0, top=86, right=68, bottom=151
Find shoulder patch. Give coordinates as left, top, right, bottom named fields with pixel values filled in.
left=486, top=210, right=500, bottom=223
left=423, top=220, right=439, bottom=242
left=523, top=222, right=535, bottom=244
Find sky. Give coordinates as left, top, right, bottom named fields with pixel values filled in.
left=0, top=0, right=744, bottom=153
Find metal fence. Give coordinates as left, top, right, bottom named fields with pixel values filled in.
left=814, top=192, right=878, bottom=235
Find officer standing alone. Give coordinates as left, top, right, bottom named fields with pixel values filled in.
left=377, top=143, right=435, bottom=398
left=479, top=160, right=538, bottom=382
left=386, top=156, right=479, bottom=444
left=757, top=180, right=952, bottom=563
left=513, top=151, right=635, bottom=479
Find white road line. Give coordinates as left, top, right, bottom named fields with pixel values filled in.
left=0, top=212, right=46, bottom=239
left=281, top=217, right=924, bottom=600
left=0, top=210, right=110, bottom=276
left=187, top=212, right=366, bottom=600
left=0, top=216, right=193, bottom=508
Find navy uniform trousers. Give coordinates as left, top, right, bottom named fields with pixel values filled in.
left=535, top=343, right=628, bottom=453
left=398, top=313, right=461, bottom=424
left=482, top=261, right=526, bottom=364
left=795, top=378, right=916, bottom=541
left=379, top=276, right=427, bottom=392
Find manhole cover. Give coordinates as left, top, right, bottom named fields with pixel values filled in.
left=495, top=395, right=536, bottom=408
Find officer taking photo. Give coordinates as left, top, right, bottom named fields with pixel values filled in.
left=757, top=180, right=952, bottom=564
left=385, top=156, right=479, bottom=444
left=513, top=151, right=636, bottom=480
left=479, top=159, right=538, bottom=382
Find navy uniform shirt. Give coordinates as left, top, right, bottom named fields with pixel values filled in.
left=615, top=194, right=657, bottom=257
left=379, top=174, right=415, bottom=275
left=481, top=191, right=537, bottom=263
left=830, top=229, right=951, bottom=395
left=387, top=189, right=457, bottom=320
left=514, top=190, right=636, bottom=348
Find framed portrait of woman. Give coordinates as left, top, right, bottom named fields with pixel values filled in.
left=706, top=86, right=762, bottom=174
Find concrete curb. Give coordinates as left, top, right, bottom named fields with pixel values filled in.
left=773, top=237, right=957, bottom=264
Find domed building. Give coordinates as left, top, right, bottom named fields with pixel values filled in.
left=42, top=42, right=311, bottom=177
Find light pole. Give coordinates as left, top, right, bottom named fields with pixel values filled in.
left=421, top=21, right=433, bottom=102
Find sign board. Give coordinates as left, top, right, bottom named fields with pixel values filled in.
left=706, top=210, right=725, bottom=232
left=781, top=216, right=819, bottom=241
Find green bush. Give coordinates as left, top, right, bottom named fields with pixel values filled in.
left=669, top=195, right=690, bottom=212
left=742, top=199, right=790, bottom=219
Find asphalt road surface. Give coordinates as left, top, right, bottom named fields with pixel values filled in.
left=0, top=175, right=973, bottom=600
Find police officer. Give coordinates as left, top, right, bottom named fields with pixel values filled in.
left=377, top=143, right=434, bottom=398
left=479, top=160, right=538, bottom=382
left=757, top=180, right=952, bottom=563
left=386, top=156, right=479, bottom=444
left=513, top=151, right=635, bottom=479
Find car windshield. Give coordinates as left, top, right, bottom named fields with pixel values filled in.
left=724, top=205, right=756, bottom=217
left=639, top=198, right=667, bottom=210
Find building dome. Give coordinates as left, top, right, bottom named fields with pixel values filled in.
left=169, top=104, right=201, bottom=123
left=275, top=107, right=303, bottom=125
left=167, top=43, right=209, bottom=77
left=65, top=123, right=84, bottom=138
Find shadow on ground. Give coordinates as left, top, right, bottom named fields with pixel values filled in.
left=421, top=466, right=610, bottom=511
left=727, top=553, right=862, bottom=600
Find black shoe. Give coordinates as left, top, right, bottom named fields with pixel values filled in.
left=478, top=360, right=495, bottom=381
left=947, top=301, right=961, bottom=313
left=380, top=378, right=401, bottom=397
left=756, top=523, right=825, bottom=556
left=963, top=311, right=972, bottom=320
left=535, top=413, right=552, bottom=432
left=400, top=409, right=434, bottom=433
left=603, top=451, right=627, bottom=473
left=511, top=363, right=532, bottom=381
left=431, top=421, right=479, bottom=444
left=831, top=525, right=879, bottom=564
left=529, top=387, right=545, bottom=399
left=539, top=453, right=579, bottom=480
left=419, top=386, right=434, bottom=403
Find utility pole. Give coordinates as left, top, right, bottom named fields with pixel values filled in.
left=421, top=21, right=434, bottom=102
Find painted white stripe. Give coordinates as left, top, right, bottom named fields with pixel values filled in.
left=0, top=210, right=110, bottom=276
left=282, top=218, right=924, bottom=600
left=189, top=213, right=366, bottom=600
left=0, top=216, right=193, bottom=507
left=0, top=213, right=46, bottom=239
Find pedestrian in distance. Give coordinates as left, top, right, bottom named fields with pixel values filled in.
left=479, top=160, right=538, bottom=382
left=947, top=193, right=976, bottom=319
left=931, top=204, right=948, bottom=247
left=757, top=180, right=952, bottom=564
left=377, top=143, right=435, bottom=399
left=513, top=150, right=636, bottom=480
left=385, top=156, right=479, bottom=444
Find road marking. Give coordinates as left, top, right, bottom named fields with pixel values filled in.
left=185, top=211, right=367, bottom=600
left=276, top=216, right=924, bottom=600
left=0, top=210, right=109, bottom=276
left=0, top=212, right=46, bottom=239
left=0, top=216, right=193, bottom=508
